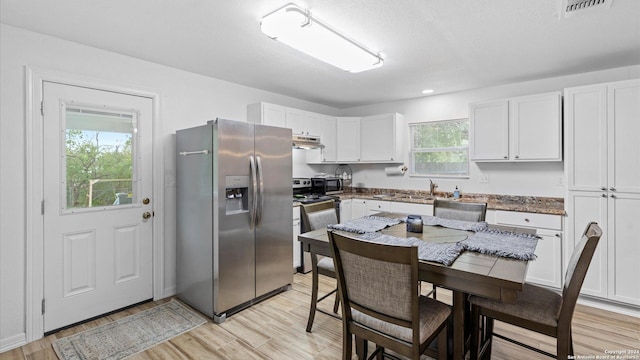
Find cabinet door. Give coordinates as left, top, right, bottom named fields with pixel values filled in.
left=351, top=199, right=367, bottom=219
left=339, top=199, right=352, bottom=223
left=608, top=80, right=640, bottom=194
left=287, top=109, right=320, bottom=136
left=390, top=202, right=433, bottom=216
left=337, top=117, right=361, bottom=162
left=366, top=200, right=390, bottom=214
left=564, top=85, right=608, bottom=191
left=526, top=230, right=563, bottom=289
left=319, top=115, right=337, bottom=162
left=469, top=100, right=509, bottom=161
left=566, top=191, right=608, bottom=299
left=360, top=114, right=401, bottom=162
left=510, top=93, right=562, bottom=161
left=263, top=103, right=287, bottom=128
left=607, top=193, right=640, bottom=305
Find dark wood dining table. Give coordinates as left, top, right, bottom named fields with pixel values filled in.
left=297, top=211, right=532, bottom=360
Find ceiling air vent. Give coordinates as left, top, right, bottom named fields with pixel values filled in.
left=562, top=0, right=613, bottom=17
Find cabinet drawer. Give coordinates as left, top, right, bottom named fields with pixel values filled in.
left=495, top=210, right=561, bottom=230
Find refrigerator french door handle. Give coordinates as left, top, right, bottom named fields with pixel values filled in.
left=249, top=155, right=257, bottom=229
left=256, top=156, right=264, bottom=227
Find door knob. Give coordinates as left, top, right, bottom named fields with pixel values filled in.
left=142, top=212, right=152, bottom=219
left=142, top=198, right=150, bottom=205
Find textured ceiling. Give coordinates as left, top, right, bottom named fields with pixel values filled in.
left=2, top=0, right=639, bottom=108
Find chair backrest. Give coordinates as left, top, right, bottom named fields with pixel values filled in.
left=300, top=200, right=337, bottom=232
left=433, top=199, right=487, bottom=222
left=328, top=231, right=421, bottom=344
left=559, top=222, right=603, bottom=323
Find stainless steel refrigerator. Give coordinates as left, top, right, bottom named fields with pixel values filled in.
left=176, top=119, right=292, bottom=323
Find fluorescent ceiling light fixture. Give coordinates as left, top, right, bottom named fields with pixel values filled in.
left=422, top=89, right=435, bottom=94
left=261, top=3, right=383, bottom=73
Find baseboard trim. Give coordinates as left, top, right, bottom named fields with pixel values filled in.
left=577, top=295, right=640, bottom=318
left=1, top=333, right=26, bottom=353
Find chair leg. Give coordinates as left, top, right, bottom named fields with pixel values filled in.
left=343, top=330, right=352, bottom=360
left=483, top=317, right=494, bottom=360
left=333, top=293, right=340, bottom=314
left=557, top=328, right=571, bottom=360
left=306, top=254, right=320, bottom=332
left=375, top=345, right=384, bottom=360
left=470, top=305, right=480, bottom=360
left=438, top=325, right=448, bottom=360
left=433, top=284, right=437, bottom=299
left=356, top=336, right=368, bottom=360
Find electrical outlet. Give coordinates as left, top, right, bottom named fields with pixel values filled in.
left=557, top=176, right=564, bottom=186
left=479, top=175, right=489, bottom=183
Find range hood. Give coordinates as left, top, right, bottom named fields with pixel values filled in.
left=292, top=134, right=324, bottom=149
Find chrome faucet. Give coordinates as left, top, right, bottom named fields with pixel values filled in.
left=429, top=180, right=437, bottom=197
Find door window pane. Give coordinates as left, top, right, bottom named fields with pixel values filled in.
left=63, top=106, right=137, bottom=209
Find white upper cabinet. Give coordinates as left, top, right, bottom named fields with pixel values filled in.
left=510, top=93, right=562, bottom=161
left=565, top=80, right=640, bottom=192
left=336, top=117, right=361, bottom=162
left=249, top=102, right=405, bottom=164
left=286, top=108, right=321, bottom=136
left=360, top=113, right=404, bottom=162
left=470, top=92, right=562, bottom=162
left=248, top=102, right=287, bottom=128
left=248, top=102, right=320, bottom=136
left=469, top=100, right=509, bottom=161
left=307, top=115, right=337, bottom=163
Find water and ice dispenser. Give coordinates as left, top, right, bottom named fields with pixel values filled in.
left=225, top=176, right=249, bottom=215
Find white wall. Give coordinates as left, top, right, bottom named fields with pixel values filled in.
left=335, top=65, right=640, bottom=197
left=0, top=24, right=338, bottom=350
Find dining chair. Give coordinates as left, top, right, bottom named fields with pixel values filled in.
left=300, top=200, right=340, bottom=332
left=468, top=222, right=603, bottom=360
left=328, top=230, right=451, bottom=360
left=433, top=198, right=487, bottom=223
left=430, top=199, right=488, bottom=298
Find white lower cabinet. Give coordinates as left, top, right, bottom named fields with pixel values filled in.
left=293, top=207, right=301, bottom=270
left=340, top=199, right=352, bottom=223
left=366, top=200, right=391, bottom=214
left=494, top=211, right=563, bottom=289
left=390, top=202, right=433, bottom=216
left=351, top=199, right=368, bottom=219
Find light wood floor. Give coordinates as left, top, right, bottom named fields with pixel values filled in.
left=3, top=273, right=639, bottom=360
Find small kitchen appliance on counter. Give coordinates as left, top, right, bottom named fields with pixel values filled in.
left=406, top=215, right=423, bottom=233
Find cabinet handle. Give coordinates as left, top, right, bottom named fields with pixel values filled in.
left=601, top=187, right=606, bottom=191
left=555, top=233, right=561, bottom=238
left=609, top=187, right=616, bottom=191
left=504, top=156, right=508, bottom=159
left=524, top=218, right=530, bottom=222
left=602, top=193, right=607, bottom=198
left=515, top=155, right=519, bottom=159
left=610, top=194, right=616, bottom=198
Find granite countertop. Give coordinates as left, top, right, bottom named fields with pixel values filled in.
left=337, top=188, right=565, bottom=216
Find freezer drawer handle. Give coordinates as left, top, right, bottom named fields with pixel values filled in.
left=179, top=149, right=209, bottom=156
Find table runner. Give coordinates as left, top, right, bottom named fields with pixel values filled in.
left=327, top=215, right=401, bottom=234
left=358, top=232, right=464, bottom=266
left=461, top=228, right=540, bottom=260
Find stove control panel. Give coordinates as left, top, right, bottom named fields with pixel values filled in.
left=292, top=178, right=312, bottom=188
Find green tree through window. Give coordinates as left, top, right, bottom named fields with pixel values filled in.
left=65, top=129, right=133, bottom=208
left=410, top=119, right=469, bottom=176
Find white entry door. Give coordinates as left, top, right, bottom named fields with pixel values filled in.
left=42, top=82, right=153, bottom=332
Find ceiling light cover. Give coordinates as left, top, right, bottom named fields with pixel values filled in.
left=261, top=3, right=383, bottom=73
